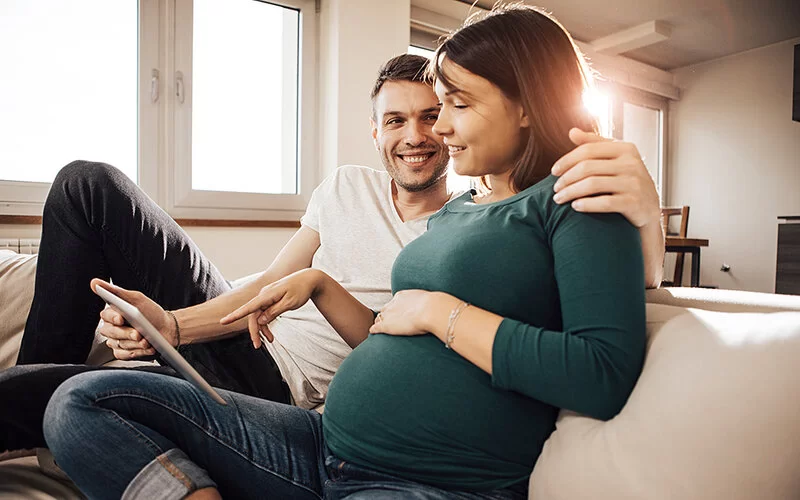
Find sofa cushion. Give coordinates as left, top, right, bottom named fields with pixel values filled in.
left=529, top=303, right=800, bottom=500
left=0, top=251, right=37, bottom=369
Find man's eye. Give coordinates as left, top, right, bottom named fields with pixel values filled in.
left=425, top=114, right=439, bottom=121
left=386, top=118, right=402, bottom=125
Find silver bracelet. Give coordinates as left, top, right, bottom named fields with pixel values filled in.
left=445, top=302, right=470, bottom=349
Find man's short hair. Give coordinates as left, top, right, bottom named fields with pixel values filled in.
left=370, top=54, right=431, bottom=114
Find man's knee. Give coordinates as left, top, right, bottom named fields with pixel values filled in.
left=52, top=160, right=119, bottom=190
left=46, top=160, right=127, bottom=209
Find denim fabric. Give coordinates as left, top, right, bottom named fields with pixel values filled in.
left=324, top=456, right=527, bottom=500
left=122, top=449, right=217, bottom=500
left=44, top=370, right=527, bottom=499
left=4, top=161, right=289, bottom=452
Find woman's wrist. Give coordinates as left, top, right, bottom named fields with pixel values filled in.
left=421, top=292, right=460, bottom=339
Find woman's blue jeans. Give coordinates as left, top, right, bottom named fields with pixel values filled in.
left=44, top=370, right=526, bottom=500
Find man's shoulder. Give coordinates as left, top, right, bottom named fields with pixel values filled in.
left=314, top=165, right=389, bottom=199
left=329, top=165, right=387, bottom=186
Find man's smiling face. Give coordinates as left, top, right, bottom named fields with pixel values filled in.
left=371, top=81, right=450, bottom=192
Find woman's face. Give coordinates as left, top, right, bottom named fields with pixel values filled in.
left=432, top=58, right=528, bottom=179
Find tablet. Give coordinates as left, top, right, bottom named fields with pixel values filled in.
left=95, top=286, right=227, bottom=405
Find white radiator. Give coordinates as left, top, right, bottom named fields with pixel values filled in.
left=0, top=238, right=40, bottom=254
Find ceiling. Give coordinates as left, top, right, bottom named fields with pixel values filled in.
left=457, top=0, right=800, bottom=70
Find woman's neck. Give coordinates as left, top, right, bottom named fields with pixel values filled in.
left=475, top=173, right=515, bottom=204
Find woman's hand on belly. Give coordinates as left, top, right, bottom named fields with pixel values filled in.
left=369, top=290, right=438, bottom=337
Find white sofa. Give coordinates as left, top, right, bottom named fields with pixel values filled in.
left=2, top=250, right=800, bottom=499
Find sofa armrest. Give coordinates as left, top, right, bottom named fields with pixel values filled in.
left=645, top=287, right=800, bottom=313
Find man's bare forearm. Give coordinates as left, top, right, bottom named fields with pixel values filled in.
left=173, top=270, right=281, bottom=344
left=170, top=225, right=322, bottom=344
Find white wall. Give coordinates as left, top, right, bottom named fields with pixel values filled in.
left=319, top=0, right=410, bottom=178
left=0, top=223, right=296, bottom=280
left=181, top=227, right=296, bottom=279
left=668, top=37, right=800, bottom=292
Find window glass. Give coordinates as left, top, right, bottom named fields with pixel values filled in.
left=191, top=0, right=300, bottom=194
left=0, top=0, right=138, bottom=183
left=623, top=101, right=661, bottom=185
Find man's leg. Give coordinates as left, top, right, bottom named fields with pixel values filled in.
left=19, top=160, right=228, bottom=364
left=17, top=161, right=288, bottom=401
left=43, top=370, right=328, bottom=500
left=0, top=364, right=176, bottom=452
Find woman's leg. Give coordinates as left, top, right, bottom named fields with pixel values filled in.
left=325, top=456, right=528, bottom=500
left=44, top=370, right=328, bottom=500
left=17, top=161, right=287, bottom=402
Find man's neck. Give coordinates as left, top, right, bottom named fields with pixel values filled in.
left=392, top=179, right=450, bottom=222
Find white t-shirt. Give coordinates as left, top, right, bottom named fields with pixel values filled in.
left=264, top=165, right=446, bottom=408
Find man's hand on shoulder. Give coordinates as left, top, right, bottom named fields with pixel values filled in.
left=550, top=128, right=661, bottom=230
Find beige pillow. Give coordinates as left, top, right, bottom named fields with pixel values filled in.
left=530, top=303, right=800, bottom=500
left=0, top=251, right=37, bottom=369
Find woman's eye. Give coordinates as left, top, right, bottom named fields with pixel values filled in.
left=454, top=104, right=468, bottom=110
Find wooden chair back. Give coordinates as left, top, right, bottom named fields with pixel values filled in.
left=661, top=206, right=690, bottom=286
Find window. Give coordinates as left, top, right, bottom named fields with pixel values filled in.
left=190, top=0, right=299, bottom=195
left=0, top=0, right=317, bottom=220
left=408, top=45, right=435, bottom=59
left=606, top=85, right=668, bottom=202
left=621, top=101, right=662, bottom=191
left=586, top=83, right=668, bottom=202
left=0, top=0, right=138, bottom=214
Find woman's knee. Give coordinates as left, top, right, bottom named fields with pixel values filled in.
left=42, top=371, right=107, bottom=451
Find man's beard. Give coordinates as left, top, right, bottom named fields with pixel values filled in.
left=381, top=149, right=450, bottom=193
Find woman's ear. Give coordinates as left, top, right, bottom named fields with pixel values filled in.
left=519, top=104, right=530, bottom=128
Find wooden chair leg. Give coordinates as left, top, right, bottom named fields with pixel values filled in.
left=673, top=253, right=685, bottom=287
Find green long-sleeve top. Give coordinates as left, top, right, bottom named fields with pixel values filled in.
left=322, top=175, right=646, bottom=491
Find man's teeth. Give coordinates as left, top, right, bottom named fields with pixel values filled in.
left=448, top=145, right=466, bottom=152
left=401, top=155, right=431, bottom=163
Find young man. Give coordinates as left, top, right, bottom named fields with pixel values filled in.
left=2, top=54, right=663, bottom=452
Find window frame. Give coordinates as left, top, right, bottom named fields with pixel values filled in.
left=168, top=0, right=316, bottom=220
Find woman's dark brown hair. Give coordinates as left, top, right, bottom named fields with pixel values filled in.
left=430, top=3, right=599, bottom=192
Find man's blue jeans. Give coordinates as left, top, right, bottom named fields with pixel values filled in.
left=44, top=370, right=527, bottom=499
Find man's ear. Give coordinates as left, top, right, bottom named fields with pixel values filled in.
left=370, top=117, right=379, bottom=151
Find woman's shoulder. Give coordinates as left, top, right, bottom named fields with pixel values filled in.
left=519, top=175, right=635, bottom=238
